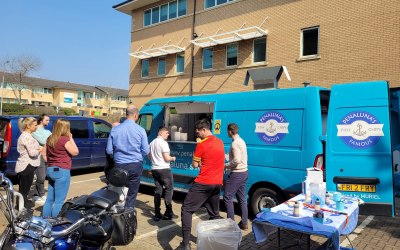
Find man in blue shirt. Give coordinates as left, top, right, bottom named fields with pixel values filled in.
left=106, top=105, right=149, bottom=208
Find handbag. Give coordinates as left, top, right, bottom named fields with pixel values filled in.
left=111, top=207, right=137, bottom=246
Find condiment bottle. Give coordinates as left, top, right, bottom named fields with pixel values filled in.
left=325, top=192, right=331, bottom=205
left=315, top=198, right=321, bottom=211
left=293, top=202, right=300, bottom=217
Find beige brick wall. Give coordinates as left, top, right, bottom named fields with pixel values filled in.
left=127, top=0, right=400, bottom=108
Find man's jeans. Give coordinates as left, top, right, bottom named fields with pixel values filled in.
left=151, top=168, right=174, bottom=216
left=223, top=171, right=248, bottom=226
left=115, top=162, right=143, bottom=208
left=34, top=156, right=47, bottom=197
left=42, top=166, right=70, bottom=217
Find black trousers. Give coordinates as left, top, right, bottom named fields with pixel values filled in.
left=19, top=164, right=35, bottom=208
left=181, top=182, right=221, bottom=245
left=152, top=168, right=174, bottom=216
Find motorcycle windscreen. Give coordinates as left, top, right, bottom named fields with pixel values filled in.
left=326, top=80, right=394, bottom=216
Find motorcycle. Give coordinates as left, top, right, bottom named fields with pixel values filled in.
left=0, top=169, right=136, bottom=250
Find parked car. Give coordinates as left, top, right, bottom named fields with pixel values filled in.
left=0, top=116, right=112, bottom=176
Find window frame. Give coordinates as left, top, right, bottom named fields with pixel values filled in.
left=300, top=26, right=320, bottom=59
left=143, top=0, right=186, bottom=27
left=138, top=114, right=154, bottom=135
left=205, top=0, right=234, bottom=9
left=253, top=37, right=267, bottom=64
left=176, top=53, right=185, bottom=74
left=226, top=43, right=238, bottom=67
left=202, top=47, right=214, bottom=71
left=141, top=59, right=150, bottom=78
left=157, top=57, right=166, bottom=76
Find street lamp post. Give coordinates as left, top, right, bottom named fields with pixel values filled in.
left=1, top=61, right=10, bottom=116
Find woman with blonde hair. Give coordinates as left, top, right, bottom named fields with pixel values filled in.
left=42, top=119, right=79, bottom=217
left=16, top=117, right=42, bottom=209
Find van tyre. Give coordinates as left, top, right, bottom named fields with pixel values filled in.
left=250, top=188, right=281, bottom=216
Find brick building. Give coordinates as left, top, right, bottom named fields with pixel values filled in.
left=114, top=0, right=400, bottom=108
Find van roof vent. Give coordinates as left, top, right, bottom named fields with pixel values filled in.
left=244, top=65, right=291, bottom=90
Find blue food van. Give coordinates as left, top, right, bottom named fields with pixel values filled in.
left=325, top=81, right=396, bottom=216
left=138, top=85, right=329, bottom=215
left=138, top=80, right=397, bottom=216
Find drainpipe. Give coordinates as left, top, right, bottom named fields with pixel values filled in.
left=189, top=0, right=197, bottom=96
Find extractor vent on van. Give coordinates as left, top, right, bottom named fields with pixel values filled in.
left=244, top=65, right=291, bottom=90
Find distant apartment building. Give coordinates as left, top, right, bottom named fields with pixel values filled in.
left=1, top=72, right=129, bottom=116
left=114, top=0, right=400, bottom=108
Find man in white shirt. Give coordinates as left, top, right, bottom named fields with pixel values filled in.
left=224, top=123, right=249, bottom=230
left=149, top=127, right=177, bottom=221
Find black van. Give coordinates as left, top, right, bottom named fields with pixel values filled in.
left=0, top=116, right=112, bottom=175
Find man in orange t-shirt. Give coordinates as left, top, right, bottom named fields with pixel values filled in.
left=179, top=119, right=225, bottom=250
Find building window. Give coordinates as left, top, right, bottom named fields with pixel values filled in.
left=160, top=4, right=168, bottom=22
left=44, top=88, right=52, bottom=94
left=158, top=57, right=166, bottom=76
left=84, top=92, right=93, bottom=99
left=144, top=0, right=186, bottom=27
left=205, top=0, right=234, bottom=9
left=144, top=9, right=151, bottom=26
left=151, top=6, right=160, bottom=24
left=202, top=48, right=213, bottom=70
left=226, top=43, right=238, bottom=66
left=301, top=26, right=319, bottom=57
left=169, top=1, right=177, bottom=19
left=141, top=59, right=149, bottom=78
left=95, top=94, right=104, bottom=100
left=253, top=38, right=266, bottom=63
left=176, top=53, right=184, bottom=73
left=178, top=0, right=186, bottom=16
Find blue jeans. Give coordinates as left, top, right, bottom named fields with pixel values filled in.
left=115, top=162, right=143, bottom=208
left=42, top=166, right=71, bottom=217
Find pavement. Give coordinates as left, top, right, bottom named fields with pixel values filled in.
left=1, top=170, right=400, bottom=250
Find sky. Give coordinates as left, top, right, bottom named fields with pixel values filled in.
left=0, top=1, right=131, bottom=90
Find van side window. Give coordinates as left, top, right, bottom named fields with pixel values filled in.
left=138, top=114, right=153, bottom=135
left=93, top=121, right=111, bottom=139
left=70, top=120, right=89, bottom=138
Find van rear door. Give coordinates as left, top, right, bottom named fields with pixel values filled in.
left=69, top=119, right=91, bottom=168
left=326, top=80, right=394, bottom=216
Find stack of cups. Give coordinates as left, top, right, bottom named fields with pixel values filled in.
left=333, top=192, right=344, bottom=211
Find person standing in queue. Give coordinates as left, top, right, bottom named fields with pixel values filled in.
left=223, top=123, right=249, bottom=230
left=31, top=113, right=52, bottom=205
left=42, top=119, right=79, bottom=217
left=179, top=119, right=225, bottom=250
left=15, top=117, right=42, bottom=210
left=149, top=127, right=177, bottom=221
left=106, top=105, right=149, bottom=208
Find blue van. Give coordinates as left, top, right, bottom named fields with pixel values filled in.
left=138, top=86, right=330, bottom=215
left=0, top=116, right=112, bottom=175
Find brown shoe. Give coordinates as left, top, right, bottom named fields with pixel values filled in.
left=238, top=221, right=248, bottom=230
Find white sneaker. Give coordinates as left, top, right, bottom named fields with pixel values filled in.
left=35, top=196, right=46, bottom=205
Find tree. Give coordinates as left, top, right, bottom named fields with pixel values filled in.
left=5, top=55, right=41, bottom=104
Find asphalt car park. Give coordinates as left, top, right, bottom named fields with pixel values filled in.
left=1, top=169, right=400, bottom=250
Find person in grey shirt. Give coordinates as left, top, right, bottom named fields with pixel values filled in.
left=31, top=114, right=51, bottom=205
left=223, top=123, right=249, bottom=230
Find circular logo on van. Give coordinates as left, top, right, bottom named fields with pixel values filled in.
left=255, top=111, right=289, bottom=144
left=337, top=111, right=384, bottom=149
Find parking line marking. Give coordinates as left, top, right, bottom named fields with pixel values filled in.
left=136, top=213, right=209, bottom=240
left=71, top=177, right=105, bottom=184
left=340, top=215, right=374, bottom=247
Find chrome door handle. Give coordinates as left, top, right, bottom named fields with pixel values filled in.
left=82, top=142, right=90, bottom=145
left=92, top=142, right=100, bottom=145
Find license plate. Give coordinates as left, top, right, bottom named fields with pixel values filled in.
left=337, top=184, right=376, bottom=193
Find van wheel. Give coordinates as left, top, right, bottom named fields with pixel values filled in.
left=250, top=188, right=281, bottom=215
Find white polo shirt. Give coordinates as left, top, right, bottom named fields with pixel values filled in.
left=150, top=136, right=171, bottom=170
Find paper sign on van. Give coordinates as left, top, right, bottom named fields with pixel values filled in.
left=337, top=111, right=384, bottom=149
